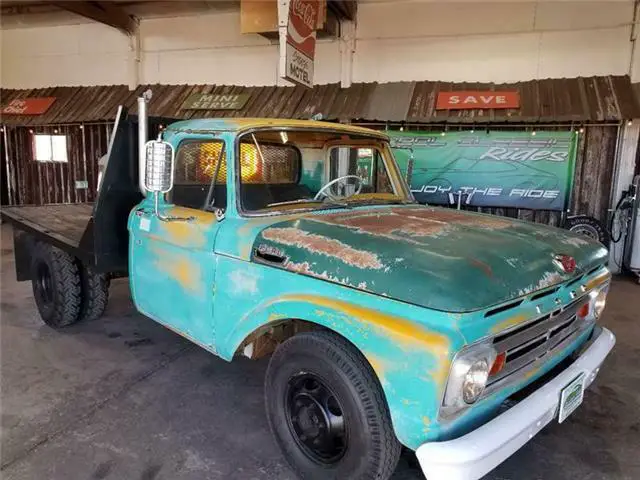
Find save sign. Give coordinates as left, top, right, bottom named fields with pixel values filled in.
left=436, top=91, right=520, bottom=109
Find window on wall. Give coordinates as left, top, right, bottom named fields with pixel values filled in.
left=33, top=134, right=68, bottom=163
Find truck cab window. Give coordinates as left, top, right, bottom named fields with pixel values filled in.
left=238, top=130, right=407, bottom=213
left=171, top=141, right=227, bottom=210
left=330, top=147, right=393, bottom=195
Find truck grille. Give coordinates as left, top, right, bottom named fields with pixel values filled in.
left=484, top=297, right=591, bottom=395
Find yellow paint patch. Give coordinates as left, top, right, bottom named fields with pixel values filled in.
left=231, top=118, right=388, bottom=140
left=151, top=246, right=203, bottom=294
left=422, top=416, right=432, bottom=433
left=365, top=353, right=386, bottom=382
left=428, top=358, right=452, bottom=390
left=161, top=207, right=216, bottom=247
left=585, top=270, right=611, bottom=291
left=490, top=313, right=529, bottom=334
left=524, top=364, right=542, bottom=381
left=267, top=312, right=288, bottom=322
left=282, top=294, right=450, bottom=354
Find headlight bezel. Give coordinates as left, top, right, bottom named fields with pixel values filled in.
left=441, top=343, right=497, bottom=416
left=588, top=283, right=609, bottom=319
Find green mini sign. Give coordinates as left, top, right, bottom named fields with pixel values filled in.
left=387, top=131, right=578, bottom=211
left=182, top=93, right=250, bottom=110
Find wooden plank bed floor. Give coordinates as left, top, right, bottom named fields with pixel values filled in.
left=1, top=204, right=94, bottom=248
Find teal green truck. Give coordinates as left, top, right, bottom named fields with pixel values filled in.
left=1, top=95, right=616, bottom=480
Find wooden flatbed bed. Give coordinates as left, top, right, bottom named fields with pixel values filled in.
left=2, top=204, right=94, bottom=250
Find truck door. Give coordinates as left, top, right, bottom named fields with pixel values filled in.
left=129, top=139, right=227, bottom=351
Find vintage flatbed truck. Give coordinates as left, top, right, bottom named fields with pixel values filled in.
left=2, top=95, right=616, bottom=480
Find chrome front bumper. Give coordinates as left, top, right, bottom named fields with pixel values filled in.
left=415, top=326, right=616, bottom=480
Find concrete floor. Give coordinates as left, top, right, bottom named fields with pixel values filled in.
left=1, top=222, right=639, bottom=480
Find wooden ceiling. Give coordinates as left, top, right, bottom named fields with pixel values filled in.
left=1, top=1, right=357, bottom=34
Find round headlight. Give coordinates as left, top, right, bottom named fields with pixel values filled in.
left=462, top=359, right=490, bottom=404
left=592, top=287, right=607, bottom=318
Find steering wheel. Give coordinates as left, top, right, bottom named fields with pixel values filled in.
left=314, top=175, right=364, bottom=201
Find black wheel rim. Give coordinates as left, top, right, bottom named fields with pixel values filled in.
left=285, top=373, right=347, bottom=464
left=36, top=262, right=54, bottom=304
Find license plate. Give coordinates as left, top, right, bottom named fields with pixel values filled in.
left=558, top=373, right=585, bottom=423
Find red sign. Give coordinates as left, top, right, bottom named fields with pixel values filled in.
left=436, top=91, right=519, bottom=110
left=287, top=0, right=318, bottom=58
left=2, top=97, right=56, bottom=115
left=284, top=0, right=319, bottom=88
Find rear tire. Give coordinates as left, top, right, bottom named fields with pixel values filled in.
left=78, top=264, right=109, bottom=323
left=30, top=242, right=81, bottom=328
left=265, top=331, right=401, bottom=480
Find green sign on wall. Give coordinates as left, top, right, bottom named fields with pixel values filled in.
left=181, top=93, right=250, bottom=110
left=388, top=131, right=578, bottom=211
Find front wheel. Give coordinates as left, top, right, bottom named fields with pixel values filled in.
left=265, top=331, right=401, bottom=480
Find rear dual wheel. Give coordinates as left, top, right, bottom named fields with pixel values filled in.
left=30, top=242, right=109, bottom=328
left=265, top=331, right=401, bottom=480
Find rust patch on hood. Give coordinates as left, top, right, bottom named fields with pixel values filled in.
left=311, top=207, right=514, bottom=240
left=262, top=227, right=385, bottom=270
left=284, top=260, right=370, bottom=290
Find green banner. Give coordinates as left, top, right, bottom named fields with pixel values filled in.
left=387, top=131, right=578, bottom=211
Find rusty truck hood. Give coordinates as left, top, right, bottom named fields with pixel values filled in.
left=251, top=205, right=608, bottom=312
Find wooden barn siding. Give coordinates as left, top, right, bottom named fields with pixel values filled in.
left=571, top=125, right=618, bottom=221
left=2, top=124, right=111, bottom=206
left=0, top=123, right=619, bottom=229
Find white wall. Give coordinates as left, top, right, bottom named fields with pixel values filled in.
left=0, top=1, right=636, bottom=89
left=354, top=1, right=634, bottom=83
left=139, top=10, right=341, bottom=86
left=1, top=22, right=133, bottom=88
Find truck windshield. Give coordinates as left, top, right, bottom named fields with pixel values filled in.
left=236, top=129, right=413, bottom=213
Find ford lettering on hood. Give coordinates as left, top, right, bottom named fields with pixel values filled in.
left=251, top=205, right=608, bottom=312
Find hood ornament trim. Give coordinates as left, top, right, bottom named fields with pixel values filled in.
left=553, top=254, right=577, bottom=274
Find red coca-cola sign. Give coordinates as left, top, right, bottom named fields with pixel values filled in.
left=286, top=0, right=319, bottom=59
left=1, top=97, right=56, bottom=115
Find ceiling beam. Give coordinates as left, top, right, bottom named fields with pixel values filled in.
left=52, top=1, right=136, bottom=34
left=327, top=0, right=357, bottom=21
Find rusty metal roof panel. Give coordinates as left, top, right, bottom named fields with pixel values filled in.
left=613, top=76, right=640, bottom=120
left=2, top=75, right=639, bottom=126
left=361, top=81, right=415, bottom=121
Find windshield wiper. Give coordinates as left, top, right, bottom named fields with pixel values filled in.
left=346, top=198, right=414, bottom=206
left=266, top=198, right=324, bottom=207
left=266, top=198, right=350, bottom=209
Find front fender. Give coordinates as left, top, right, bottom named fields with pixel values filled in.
left=213, top=256, right=466, bottom=449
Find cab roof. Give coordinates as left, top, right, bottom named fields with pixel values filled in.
left=165, top=118, right=389, bottom=139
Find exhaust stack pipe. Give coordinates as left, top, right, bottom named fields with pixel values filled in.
left=138, top=89, right=152, bottom=193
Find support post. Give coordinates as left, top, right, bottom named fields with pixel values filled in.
left=339, top=19, right=355, bottom=88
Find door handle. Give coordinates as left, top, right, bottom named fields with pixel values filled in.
left=255, top=248, right=286, bottom=264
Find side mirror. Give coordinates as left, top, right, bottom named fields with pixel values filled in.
left=143, top=140, right=192, bottom=222
left=144, top=140, right=174, bottom=193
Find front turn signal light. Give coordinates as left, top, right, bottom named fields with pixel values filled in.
left=489, top=352, right=506, bottom=376
left=577, top=303, right=590, bottom=319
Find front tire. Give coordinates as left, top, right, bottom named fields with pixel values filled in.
left=265, top=331, right=401, bottom=480
left=30, top=242, right=81, bottom=328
